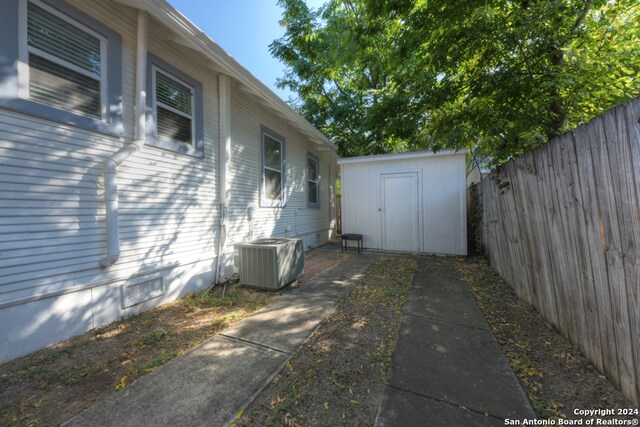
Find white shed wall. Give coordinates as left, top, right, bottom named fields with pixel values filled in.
left=340, top=152, right=467, bottom=255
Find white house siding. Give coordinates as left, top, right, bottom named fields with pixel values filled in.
left=340, top=152, right=467, bottom=255
left=0, top=0, right=337, bottom=363
left=0, top=0, right=220, bottom=362
left=221, top=82, right=336, bottom=275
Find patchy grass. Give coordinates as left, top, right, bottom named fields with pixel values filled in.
left=184, top=290, right=243, bottom=308
left=458, top=257, right=637, bottom=420
left=0, top=285, right=273, bottom=427
left=236, top=256, right=417, bottom=427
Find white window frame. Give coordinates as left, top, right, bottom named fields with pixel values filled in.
left=17, top=0, right=108, bottom=120
left=261, top=128, right=286, bottom=207
left=307, top=152, right=320, bottom=208
left=152, top=65, right=196, bottom=146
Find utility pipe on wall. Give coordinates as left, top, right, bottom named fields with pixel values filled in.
left=215, top=74, right=232, bottom=282
left=101, top=10, right=148, bottom=267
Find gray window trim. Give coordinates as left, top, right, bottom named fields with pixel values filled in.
left=260, top=125, right=286, bottom=208
left=145, top=53, right=204, bottom=158
left=306, top=151, right=320, bottom=208
left=0, top=0, right=123, bottom=137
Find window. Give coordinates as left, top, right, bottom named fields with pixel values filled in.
left=0, top=0, right=122, bottom=134
left=261, top=127, right=285, bottom=206
left=145, top=54, right=204, bottom=157
left=153, top=67, right=194, bottom=145
left=22, top=0, right=106, bottom=119
left=307, top=152, right=319, bottom=207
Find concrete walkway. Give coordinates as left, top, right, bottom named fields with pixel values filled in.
left=375, top=256, right=536, bottom=426
left=64, top=253, right=378, bottom=427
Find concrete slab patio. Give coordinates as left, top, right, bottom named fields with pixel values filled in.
left=64, top=252, right=378, bottom=427
left=375, top=256, right=536, bottom=426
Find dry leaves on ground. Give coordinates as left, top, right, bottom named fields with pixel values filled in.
left=458, top=257, right=636, bottom=420
left=236, top=256, right=418, bottom=427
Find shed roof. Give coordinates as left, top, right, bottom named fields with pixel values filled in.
left=337, top=149, right=467, bottom=165
left=117, top=0, right=337, bottom=154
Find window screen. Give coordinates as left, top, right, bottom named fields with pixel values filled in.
left=263, top=133, right=283, bottom=201
left=27, top=1, right=103, bottom=118
left=307, top=155, right=319, bottom=206
left=154, top=70, right=194, bottom=144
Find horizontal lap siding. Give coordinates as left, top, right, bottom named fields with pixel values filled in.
left=0, top=0, right=337, bottom=362
left=0, top=111, right=115, bottom=301
left=0, top=0, right=219, bottom=305
left=227, top=85, right=333, bottom=253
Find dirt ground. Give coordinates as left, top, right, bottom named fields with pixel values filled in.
left=0, top=252, right=346, bottom=427
left=458, top=257, right=638, bottom=420
left=235, top=257, right=418, bottom=427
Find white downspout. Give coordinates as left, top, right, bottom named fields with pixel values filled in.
left=101, top=10, right=148, bottom=268
left=215, top=74, right=231, bottom=282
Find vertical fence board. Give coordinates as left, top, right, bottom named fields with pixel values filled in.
left=562, top=133, right=604, bottom=372
left=546, top=139, right=579, bottom=343
left=535, top=148, right=566, bottom=330
left=603, top=106, right=637, bottom=402
left=510, top=155, right=538, bottom=307
left=592, top=114, right=628, bottom=389
left=561, top=136, right=589, bottom=348
left=622, top=99, right=640, bottom=402
left=575, top=119, right=621, bottom=388
left=480, top=99, right=640, bottom=405
left=524, top=152, right=557, bottom=325
left=503, top=161, right=531, bottom=301
left=551, top=135, right=585, bottom=346
left=514, top=153, right=551, bottom=308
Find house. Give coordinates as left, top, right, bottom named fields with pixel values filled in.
left=338, top=150, right=467, bottom=255
left=0, top=0, right=338, bottom=363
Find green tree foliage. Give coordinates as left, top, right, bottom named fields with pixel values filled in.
left=271, top=0, right=408, bottom=156
left=272, top=0, right=640, bottom=163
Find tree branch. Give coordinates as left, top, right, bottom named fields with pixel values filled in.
left=571, top=0, right=593, bottom=33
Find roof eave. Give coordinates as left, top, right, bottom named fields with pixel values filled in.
left=337, top=149, right=468, bottom=165
left=117, top=0, right=338, bottom=153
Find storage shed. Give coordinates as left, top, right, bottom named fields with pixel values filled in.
left=338, top=150, right=467, bottom=255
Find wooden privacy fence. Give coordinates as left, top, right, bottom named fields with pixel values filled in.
left=480, top=98, right=640, bottom=406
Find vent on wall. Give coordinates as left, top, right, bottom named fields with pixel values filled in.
left=122, top=276, right=164, bottom=308
left=234, top=238, right=304, bottom=290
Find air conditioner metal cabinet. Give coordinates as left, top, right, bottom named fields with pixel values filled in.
left=234, top=238, right=304, bottom=290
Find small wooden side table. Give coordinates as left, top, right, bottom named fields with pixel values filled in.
left=341, top=234, right=363, bottom=253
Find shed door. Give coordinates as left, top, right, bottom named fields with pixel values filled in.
left=381, top=172, right=420, bottom=252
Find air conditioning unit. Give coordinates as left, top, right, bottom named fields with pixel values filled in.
left=234, top=238, right=304, bottom=290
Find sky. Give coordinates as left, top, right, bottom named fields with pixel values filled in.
left=167, top=0, right=326, bottom=102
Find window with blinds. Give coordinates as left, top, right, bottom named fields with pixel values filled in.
left=263, top=133, right=283, bottom=201
left=26, top=0, right=105, bottom=119
left=307, top=154, right=319, bottom=206
left=154, top=68, right=194, bottom=145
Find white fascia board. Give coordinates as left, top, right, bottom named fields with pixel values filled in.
left=337, top=149, right=468, bottom=165
left=117, top=0, right=337, bottom=153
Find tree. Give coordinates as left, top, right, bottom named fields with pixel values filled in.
left=271, top=0, right=413, bottom=156
left=273, top=0, right=640, bottom=163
